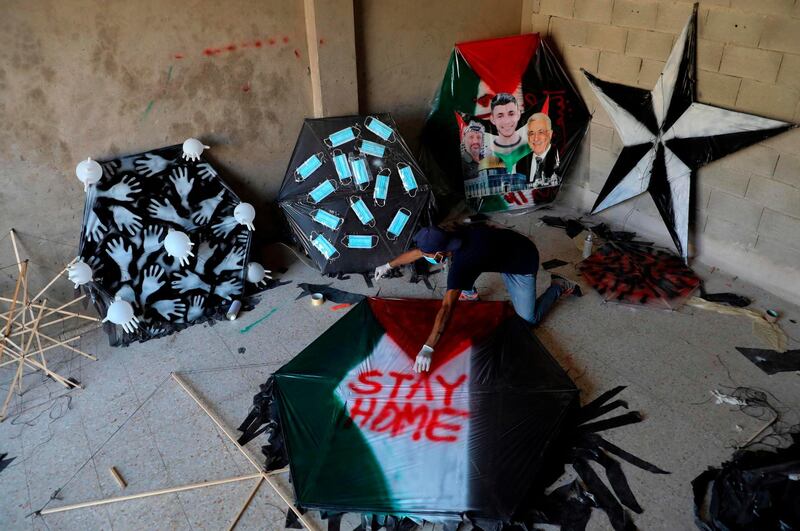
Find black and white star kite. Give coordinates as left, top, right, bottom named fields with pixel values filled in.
left=583, top=3, right=795, bottom=258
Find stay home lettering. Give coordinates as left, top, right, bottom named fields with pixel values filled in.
left=344, top=370, right=469, bottom=443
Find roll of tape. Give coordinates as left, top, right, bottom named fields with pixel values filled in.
left=311, top=293, right=325, bottom=306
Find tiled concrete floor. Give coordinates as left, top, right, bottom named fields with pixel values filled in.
left=1, top=205, right=799, bottom=530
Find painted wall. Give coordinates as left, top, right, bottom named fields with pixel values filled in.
left=525, top=0, right=800, bottom=303
left=355, top=0, right=524, bottom=149
left=0, top=0, right=311, bottom=299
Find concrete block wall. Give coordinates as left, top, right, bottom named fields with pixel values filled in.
left=525, top=0, right=800, bottom=303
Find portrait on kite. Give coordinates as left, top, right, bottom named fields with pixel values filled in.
left=422, top=33, right=591, bottom=212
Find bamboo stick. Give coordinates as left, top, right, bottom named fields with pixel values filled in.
left=30, top=260, right=75, bottom=304
left=227, top=477, right=264, bottom=531
left=40, top=473, right=262, bottom=515
left=36, top=332, right=97, bottom=361
left=9, top=229, right=22, bottom=273
left=0, top=262, right=26, bottom=363
left=170, top=373, right=318, bottom=531
left=109, top=467, right=127, bottom=489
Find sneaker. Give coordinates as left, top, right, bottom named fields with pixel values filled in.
left=551, top=275, right=582, bottom=298
left=459, top=290, right=480, bottom=301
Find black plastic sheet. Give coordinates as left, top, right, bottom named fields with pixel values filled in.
left=78, top=144, right=256, bottom=345
left=278, top=115, right=433, bottom=275
left=692, top=433, right=800, bottom=530
left=735, top=347, right=800, bottom=375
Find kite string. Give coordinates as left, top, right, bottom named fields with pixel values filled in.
left=30, top=373, right=173, bottom=517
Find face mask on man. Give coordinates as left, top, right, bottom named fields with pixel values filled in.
left=423, top=252, right=444, bottom=265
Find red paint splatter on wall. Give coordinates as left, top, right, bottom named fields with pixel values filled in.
left=254, top=40, right=262, bottom=48
left=294, top=49, right=301, bottom=59
left=226, top=44, right=237, bottom=51
left=282, top=36, right=289, bottom=43
left=242, top=83, right=251, bottom=93
left=319, top=38, right=325, bottom=45
left=268, top=38, right=276, bottom=45
left=174, top=53, right=184, bottom=59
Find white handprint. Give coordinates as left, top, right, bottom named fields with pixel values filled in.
left=98, top=175, right=141, bottom=202
left=213, top=247, right=245, bottom=275
left=135, top=226, right=165, bottom=270
left=186, top=295, right=206, bottom=322
left=212, top=215, right=237, bottom=239
left=197, top=162, right=217, bottom=180
left=101, top=160, right=119, bottom=178
left=145, top=325, right=166, bottom=336
left=115, top=284, right=136, bottom=306
left=169, top=167, right=194, bottom=210
left=152, top=299, right=186, bottom=320
left=148, top=199, right=194, bottom=230
left=193, top=190, right=224, bottom=225
left=214, top=278, right=242, bottom=300
left=139, top=265, right=165, bottom=306
left=171, top=270, right=211, bottom=293
left=134, top=153, right=171, bottom=177
left=86, top=255, right=103, bottom=275
left=105, top=238, right=133, bottom=282
left=235, top=230, right=250, bottom=246
left=110, top=206, right=143, bottom=235
left=193, top=241, right=217, bottom=274
left=85, top=209, right=107, bottom=243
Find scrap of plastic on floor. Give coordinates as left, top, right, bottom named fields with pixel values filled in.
left=421, top=34, right=590, bottom=213
left=278, top=114, right=433, bottom=276
left=735, top=347, right=800, bottom=375
left=686, top=297, right=789, bottom=353
left=76, top=143, right=275, bottom=346
left=238, top=298, right=667, bottom=530
left=582, top=4, right=795, bottom=260
left=692, top=433, right=800, bottom=530
left=578, top=241, right=701, bottom=310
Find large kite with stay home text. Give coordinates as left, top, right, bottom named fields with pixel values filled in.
left=239, top=298, right=580, bottom=525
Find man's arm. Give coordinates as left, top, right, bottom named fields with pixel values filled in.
left=387, top=249, right=423, bottom=268
left=425, top=289, right=460, bottom=348
left=414, top=289, right=460, bottom=373
left=374, top=249, right=423, bottom=280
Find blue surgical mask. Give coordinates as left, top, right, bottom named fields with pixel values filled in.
left=423, top=253, right=443, bottom=265
left=294, top=152, right=324, bottom=182
left=365, top=116, right=395, bottom=142
left=349, top=196, right=375, bottom=227
left=332, top=149, right=352, bottom=184
left=325, top=126, right=359, bottom=148
left=373, top=168, right=390, bottom=206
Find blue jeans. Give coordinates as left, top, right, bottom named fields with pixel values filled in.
left=502, top=273, right=563, bottom=325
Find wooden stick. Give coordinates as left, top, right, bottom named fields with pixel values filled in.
left=36, top=332, right=97, bottom=361
left=9, top=229, right=22, bottom=273
left=0, top=262, right=26, bottom=362
left=30, top=261, right=75, bottom=304
left=227, top=477, right=264, bottom=531
left=170, top=373, right=318, bottom=531
left=109, top=467, right=127, bottom=489
left=0, top=295, right=93, bottom=318
left=40, top=473, right=262, bottom=515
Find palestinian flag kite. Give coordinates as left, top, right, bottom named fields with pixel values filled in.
left=239, top=299, right=668, bottom=530
left=278, top=115, right=433, bottom=276
left=421, top=34, right=590, bottom=213
left=584, top=4, right=796, bottom=259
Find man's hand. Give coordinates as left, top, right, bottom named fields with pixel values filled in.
left=374, top=263, right=392, bottom=281
left=414, top=345, right=434, bottom=373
